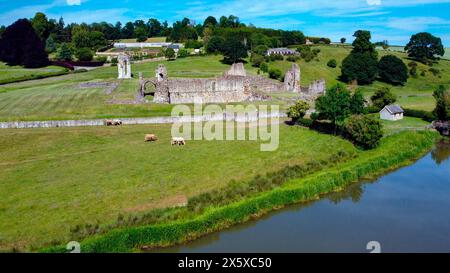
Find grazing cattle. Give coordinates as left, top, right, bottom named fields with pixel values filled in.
left=113, top=119, right=123, bottom=126
left=104, top=119, right=114, bottom=126
left=171, top=137, right=186, bottom=146
left=145, top=134, right=158, bottom=142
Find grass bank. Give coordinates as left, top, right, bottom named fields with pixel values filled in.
left=0, top=62, right=69, bottom=85
left=41, top=130, right=439, bottom=253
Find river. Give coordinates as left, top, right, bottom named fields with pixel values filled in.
left=157, top=140, right=450, bottom=253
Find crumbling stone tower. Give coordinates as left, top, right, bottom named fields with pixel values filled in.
left=284, top=64, right=301, bottom=92
left=153, top=64, right=170, bottom=103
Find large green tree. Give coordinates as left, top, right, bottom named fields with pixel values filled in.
left=405, top=32, right=444, bottom=63
left=378, top=55, right=408, bottom=85
left=0, top=19, right=48, bottom=68
left=344, top=115, right=383, bottom=149
left=315, top=83, right=352, bottom=133
left=370, top=87, right=397, bottom=110
left=31, top=12, right=52, bottom=41
left=341, top=30, right=378, bottom=85
left=220, top=36, right=247, bottom=63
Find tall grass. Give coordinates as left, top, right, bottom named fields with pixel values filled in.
left=41, top=130, right=439, bottom=253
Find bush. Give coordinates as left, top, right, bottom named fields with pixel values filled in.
left=371, top=87, right=397, bottom=110
left=287, top=101, right=310, bottom=121
left=165, top=48, right=176, bottom=60
left=260, top=62, right=268, bottom=73
left=75, top=48, right=93, bottom=61
left=94, top=56, right=107, bottom=63
left=268, top=68, right=282, bottom=80
left=286, top=56, right=300, bottom=62
left=185, top=39, right=203, bottom=49
left=327, top=59, right=337, bottom=68
left=253, top=45, right=269, bottom=55
left=177, top=49, right=189, bottom=58
left=378, top=55, right=408, bottom=85
left=403, top=108, right=435, bottom=122
left=269, top=54, right=284, bottom=62
left=344, top=115, right=383, bottom=149
left=251, top=54, right=265, bottom=67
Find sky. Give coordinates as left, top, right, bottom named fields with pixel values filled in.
left=0, top=0, right=449, bottom=46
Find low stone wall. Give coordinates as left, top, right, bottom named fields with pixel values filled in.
left=0, top=112, right=287, bottom=129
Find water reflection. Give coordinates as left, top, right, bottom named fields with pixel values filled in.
left=432, top=139, right=450, bottom=165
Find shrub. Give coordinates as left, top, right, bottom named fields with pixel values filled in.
left=403, top=108, right=435, bottom=122
left=177, top=49, right=189, bottom=58
left=165, top=48, right=176, bottom=60
left=57, top=43, right=72, bottom=61
left=344, top=115, right=383, bottom=149
left=371, top=87, right=397, bottom=110
left=260, top=62, right=268, bottom=73
left=185, top=39, right=203, bottom=49
left=251, top=54, right=265, bottom=67
left=327, top=59, right=337, bottom=68
left=253, top=45, right=269, bottom=55
left=287, top=101, right=310, bottom=121
left=378, top=55, right=408, bottom=85
left=269, top=54, right=284, bottom=62
left=268, top=68, right=282, bottom=80
left=94, top=56, right=107, bottom=63
left=286, top=56, right=300, bottom=62
left=75, top=48, right=93, bottom=61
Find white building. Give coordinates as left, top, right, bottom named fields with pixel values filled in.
left=380, top=105, right=404, bottom=121
left=266, top=48, right=297, bottom=56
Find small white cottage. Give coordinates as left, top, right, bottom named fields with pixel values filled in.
left=380, top=105, right=404, bottom=121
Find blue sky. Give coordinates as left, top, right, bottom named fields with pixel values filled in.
left=1, top=0, right=450, bottom=46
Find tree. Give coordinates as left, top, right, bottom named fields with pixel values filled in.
left=315, top=83, right=352, bottom=133
left=203, top=16, right=218, bottom=28
left=75, top=48, right=93, bottom=61
left=340, top=37, right=346, bottom=44
left=350, top=89, right=367, bottom=115
left=147, top=18, right=162, bottom=37
left=220, top=36, right=247, bottom=64
left=165, top=47, right=176, bottom=60
left=178, top=48, right=189, bottom=58
left=45, top=35, right=57, bottom=53
left=433, top=85, right=450, bottom=121
left=253, top=45, right=268, bottom=55
left=206, top=36, right=224, bottom=54
left=341, top=30, right=378, bottom=85
left=371, top=87, right=397, bottom=110
left=268, top=68, right=282, bottom=80
left=378, top=55, right=408, bottom=85
left=327, top=59, right=337, bottom=68
left=405, top=32, right=444, bottom=63
left=287, top=101, right=310, bottom=121
left=31, top=12, right=51, bottom=41
left=260, top=62, right=268, bottom=73
left=0, top=19, right=48, bottom=68
left=122, top=22, right=135, bottom=39
left=134, top=26, right=148, bottom=42
left=344, top=115, right=383, bottom=149
left=0, top=25, right=5, bottom=39
left=250, top=54, right=264, bottom=67
left=57, top=43, right=72, bottom=61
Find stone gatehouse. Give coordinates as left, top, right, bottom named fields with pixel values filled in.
left=138, top=63, right=325, bottom=104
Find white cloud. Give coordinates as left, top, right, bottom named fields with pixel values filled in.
left=66, top=0, right=81, bottom=5
left=367, top=0, right=382, bottom=5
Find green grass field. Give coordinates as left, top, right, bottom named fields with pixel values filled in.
left=118, top=37, right=167, bottom=43
left=0, top=123, right=357, bottom=250
left=0, top=63, right=68, bottom=85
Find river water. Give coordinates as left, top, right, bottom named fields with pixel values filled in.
left=158, top=140, right=450, bottom=253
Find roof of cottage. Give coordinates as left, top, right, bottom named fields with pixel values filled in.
left=382, top=104, right=404, bottom=114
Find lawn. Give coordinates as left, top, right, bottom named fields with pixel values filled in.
left=0, top=123, right=357, bottom=250
left=119, top=37, right=167, bottom=43
left=0, top=62, right=68, bottom=85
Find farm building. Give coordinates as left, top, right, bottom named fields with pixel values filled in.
left=266, top=48, right=297, bottom=56
left=380, top=105, right=404, bottom=121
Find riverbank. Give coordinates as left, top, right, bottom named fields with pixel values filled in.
left=41, top=130, right=439, bottom=253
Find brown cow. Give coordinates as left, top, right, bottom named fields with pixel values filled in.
left=104, top=119, right=114, bottom=126
left=145, top=134, right=158, bottom=142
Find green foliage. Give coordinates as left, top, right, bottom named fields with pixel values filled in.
left=315, top=83, right=352, bottom=132
left=286, top=55, right=300, bottom=62
left=177, top=48, right=189, bottom=58
left=350, top=89, right=367, bottom=115
left=327, top=59, right=337, bottom=68
left=203, top=16, right=218, bottom=27
left=408, top=61, right=418, bottom=78
left=31, top=12, right=51, bottom=41
left=341, top=30, right=378, bottom=85
left=433, top=85, right=450, bottom=121
left=134, top=26, right=148, bottom=42
left=340, top=37, right=346, bottom=44
left=205, top=36, right=224, bottom=54
left=268, top=68, right=282, bottom=80
left=268, top=54, right=284, bottom=62
left=287, top=100, right=310, bottom=121
left=378, top=55, right=408, bottom=85
left=75, top=48, right=93, bottom=61
left=250, top=54, right=264, bottom=67
left=403, top=108, right=435, bottom=122
left=0, top=19, right=48, bottom=68
left=344, top=115, right=383, bottom=149
left=185, top=39, right=203, bottom=49
left=57, top=43, right=72, bottom=61
left=260, top=62, right=268, bottom=73
left=45, top=35, right=57, bottom=53
left=253, top=45, right=269, bottom=55
left=371, top=87, right=397, bottom=110
left=220, top=36, right=248, bottom=64
left=164, top=48, right=176, bottom=60
left=405, top=32, right=445, bottom=62
left=72, top=27, right=107, bottom=50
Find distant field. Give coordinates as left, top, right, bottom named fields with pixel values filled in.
left=0, top=63, right=68, bottom=85
left=119, top=37, right=167, bottom=43
left=377, top=45, right=450, bottom=60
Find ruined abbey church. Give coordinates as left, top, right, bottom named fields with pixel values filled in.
left=138, top=63, right=325, bottom=104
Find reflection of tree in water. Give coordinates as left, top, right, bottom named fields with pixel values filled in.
left=431, top=139, right=450, bottom=165
left=326, top=180, right=377, bottom=204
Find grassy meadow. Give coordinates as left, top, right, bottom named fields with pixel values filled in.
left=0, top=63, right=68, bottom=85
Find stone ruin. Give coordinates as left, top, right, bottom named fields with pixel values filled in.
left=138, top=63, right=325, bottom=104
left=117, top=54, right=131, bottom=79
